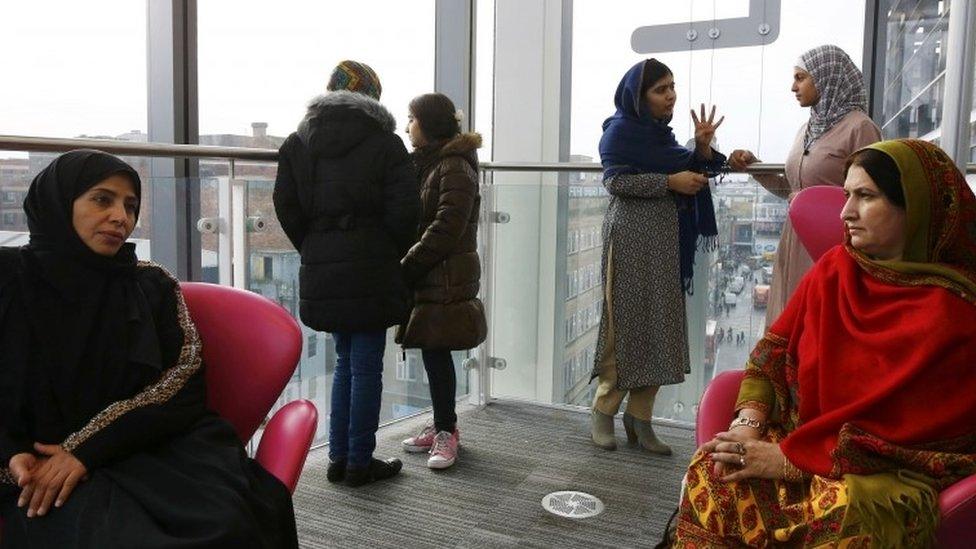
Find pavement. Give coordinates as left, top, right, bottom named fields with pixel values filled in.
left=709, top=273, right=769, bottom=375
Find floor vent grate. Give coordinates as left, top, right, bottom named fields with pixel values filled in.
left=541, top=491, right=605, bottom=519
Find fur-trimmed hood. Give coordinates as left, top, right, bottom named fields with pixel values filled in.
left=439, top=132, right=482, bottom=157
left=413, top=132, right=482, bottom=174
left=297, top=90, right=398, bottom=158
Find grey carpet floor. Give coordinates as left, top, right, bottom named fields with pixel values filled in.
left=293, top=401, right=696, bottom=548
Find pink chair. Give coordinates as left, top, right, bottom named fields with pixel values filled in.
left=788, top=185, right=848, bottom=260
left=180, top=282, right=317, bottom=494
left=696, top=186, right=976, bottom=547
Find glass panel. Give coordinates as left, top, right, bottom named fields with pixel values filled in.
left=0, top=2, right=146, bottom=139
left=883, top=73, right=944, bottom=140
left=562, top=172, right=609, bottom=406
left=0, top=150, right=167, bottom=262
left=483, top=173, right=557, bottom=404
left=244, top=177, right=470, bottom=445
left=571, top=1, right=867, bottom=164
left=484, top=171, right=786, bottom=424
left=0, top=153, right=32, bottom=241
left=198, top=1, right=435, bottom=151
left=881, top=0, right=948, bottom=139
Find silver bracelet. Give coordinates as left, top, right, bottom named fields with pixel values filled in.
left=729, top=416, right=766, bottom=433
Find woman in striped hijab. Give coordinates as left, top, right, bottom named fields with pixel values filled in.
left=728, top=44, right=881, bottom=327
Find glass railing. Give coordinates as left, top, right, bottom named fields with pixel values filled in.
left=240, top=177, right=471, bottom=445
left=3, top=135, right=975, bottom=438
left=0, top=151, right=190, bottom=268
left=480, top=166, right=787, bottom=427
left=0, top=140, right=473, bottom=450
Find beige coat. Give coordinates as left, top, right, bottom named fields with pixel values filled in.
left=761, top=110, right=881, bottom=324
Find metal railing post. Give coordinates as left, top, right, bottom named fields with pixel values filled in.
left=477, top=168, right=495, bottom=406
left=229, top=159, right=247, bottom=290
left=217, top=166, right=233, bottom=287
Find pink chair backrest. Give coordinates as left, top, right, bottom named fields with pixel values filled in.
left=788, top=186, right=847, bottom=261
left=179, top=282, right=303, bottom=443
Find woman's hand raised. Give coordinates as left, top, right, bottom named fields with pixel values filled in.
left=691, top=104, right=725, bottom=157
left=17, top=442, right=88, bottom=518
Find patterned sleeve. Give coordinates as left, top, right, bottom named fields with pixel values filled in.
left=63, top=264, right=208, bottom=470
left=735, top=373, right=776, bottom=417
left=603, top=172, right=670, bottom=199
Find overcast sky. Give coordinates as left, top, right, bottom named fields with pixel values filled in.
left=1, top=0, right=867, bottom=164
left=571, top=0, right=866, bottom=162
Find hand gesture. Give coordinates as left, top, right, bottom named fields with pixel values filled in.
left=667, top=171, right=708, bottom=196
left=691, top=104, right=725, bottom=152
left=728, top=149, right=759, bottom=171
left=702, top=430, right=783, bottom=482
left=18, top=442, right=88, bottom=518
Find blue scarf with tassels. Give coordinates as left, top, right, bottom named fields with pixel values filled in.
left=598, top=60, right=724, bottom=294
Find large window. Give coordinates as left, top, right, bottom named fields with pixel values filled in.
left=199, top=2, right=441, bottom=443
left=198, top=1, right=436, bottom=150
left=0, top=2, right=148, bottom=256
left=562, top=1, right=867, bottom=421
left=571, top=0, right=867, bottom=164
left=0, top=1, right=146, bottom=140
left=878, top=0, right=948, bottom=140
left=475, top=0, right=496, bottom=159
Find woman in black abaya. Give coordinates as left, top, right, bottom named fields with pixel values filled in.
left=0, top=150, right=298, bottom=548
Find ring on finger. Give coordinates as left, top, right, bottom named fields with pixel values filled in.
left=739, top=455, right=746, bottom=467
left=735, top=442, right=745, bottom=455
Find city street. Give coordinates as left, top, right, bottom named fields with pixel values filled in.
left=709, top=272, right=768, bottom=376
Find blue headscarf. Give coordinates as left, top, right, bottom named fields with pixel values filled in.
left=598, top=59, right=724, bottom=293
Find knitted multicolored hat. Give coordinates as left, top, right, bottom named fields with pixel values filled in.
left=326, top=60, right=382, bottom=100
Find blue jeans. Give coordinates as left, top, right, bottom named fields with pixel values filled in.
left=329, top=330, right=386, bottom=468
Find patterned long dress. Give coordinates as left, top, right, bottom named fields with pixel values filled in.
left=591, top=172, right=689, bottom=390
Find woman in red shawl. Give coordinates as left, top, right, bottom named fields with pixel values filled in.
left=671, top=139, right=976, bottom=547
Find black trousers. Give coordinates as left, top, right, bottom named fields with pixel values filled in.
left=421, top=349, right=457, bottom=432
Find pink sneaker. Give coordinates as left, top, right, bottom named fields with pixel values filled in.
left=402, top=423, right=437, bottom=453
left=427, top=429, right=460, bottom=469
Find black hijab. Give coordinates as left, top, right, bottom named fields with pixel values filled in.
left=24, top=149, right=141, bottom=270
left=2, top=150, right=165, bottom=440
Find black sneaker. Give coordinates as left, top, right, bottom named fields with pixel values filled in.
left=327, top=459, right=346, bottom=483
left=345, top=457, right=403, bottom=487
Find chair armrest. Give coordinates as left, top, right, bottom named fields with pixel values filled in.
left=255, top=399, right=318, bottom=494
left=936, top=474, right=976, bottom=548
left=695, top=370, right=746, bottom=447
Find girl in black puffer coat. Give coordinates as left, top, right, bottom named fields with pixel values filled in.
left=274, top=61, right=419, bottom=487
left=397, top=93, right=487, bottom=470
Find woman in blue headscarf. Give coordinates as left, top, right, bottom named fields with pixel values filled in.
left=590, top=59, right=725, bottom=455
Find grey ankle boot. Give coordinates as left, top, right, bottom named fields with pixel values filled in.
left=623, top=413, right=672, bottom=455
left=590, top=409, right=617, bottom=450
